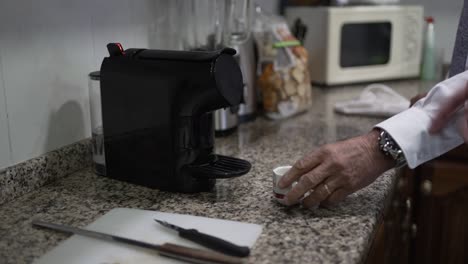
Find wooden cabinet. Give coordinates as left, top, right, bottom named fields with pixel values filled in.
left=366, top=145, right=468, bottom=264
left=365, top=169, right=413, bottom=264
left=411, top=156, right=468, bottom=264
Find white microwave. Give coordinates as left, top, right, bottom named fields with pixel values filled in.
left=285, top=6, right=423, bottom=85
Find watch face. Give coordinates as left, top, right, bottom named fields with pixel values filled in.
left=378, top=130, right=407, bottom=168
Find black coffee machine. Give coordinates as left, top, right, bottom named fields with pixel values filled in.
left=100, top=43, right=251, bottom=193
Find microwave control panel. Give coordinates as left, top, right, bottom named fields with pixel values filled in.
left=404, top=10, right=423, bottom=62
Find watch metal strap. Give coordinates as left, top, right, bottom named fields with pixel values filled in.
left=378, top=130, right=407, bottom=168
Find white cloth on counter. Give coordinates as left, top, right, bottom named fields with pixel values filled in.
left=376, top=70, right=467, bottom=169
left=334, top=84, right=410, bottom=117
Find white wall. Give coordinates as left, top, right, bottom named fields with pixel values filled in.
left=0, top=0, right=173, bottom=169
left=405, top=0, right=464, bottom=63
left=0, top=55, right=12, bottom=169
left=255, top=0, right=280, bottom=14
left=0, top=0, right=459, bottom=169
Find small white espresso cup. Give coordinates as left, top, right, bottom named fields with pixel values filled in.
left=272, top=165, right=295, bottom=202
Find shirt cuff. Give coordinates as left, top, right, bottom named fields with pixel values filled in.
left=375, top=107, right=463, bottom=169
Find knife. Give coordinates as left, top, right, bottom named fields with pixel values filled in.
left=32, top=220, right=243, bottom=264
left=154, top=219, right=250, bottom=258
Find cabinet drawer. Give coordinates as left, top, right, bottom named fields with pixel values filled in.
left=420, top=161, right=468, bottom=196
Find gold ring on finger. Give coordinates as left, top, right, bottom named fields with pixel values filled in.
left=324, top=183, right=332, bottom=196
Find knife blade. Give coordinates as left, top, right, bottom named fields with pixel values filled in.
left=32, top=220, right=243, bottom=264
left=154, top=219, right=250, bottom=257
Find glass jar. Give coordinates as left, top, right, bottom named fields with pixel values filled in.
left=180, top=0, right=225, bottom=51
left=88, top=71, right=106, bottom=175
left=254, top=15, right=312, bottom=119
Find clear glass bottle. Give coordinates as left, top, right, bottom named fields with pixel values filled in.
left=421, top=16, right=436, bottom=81
left=88, top=71, right=106, bottom=175
left=224, top=0, right=251, bottom=46
left=181, top=0, right=225, bottom=51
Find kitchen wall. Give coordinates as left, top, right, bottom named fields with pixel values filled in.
left=0, top=0, right=181, bottom=169
left=255, top=0, right=280, bottom=14
left=0, top=55, right=11, bottom=169
left=1, top=0, right=458, bottom=170
left=0, top=0, right=276, bottom=170
left=406, top=0, right=464, bottom=64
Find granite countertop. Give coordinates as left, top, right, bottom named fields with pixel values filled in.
left=0, top=80, right=426, bottom=264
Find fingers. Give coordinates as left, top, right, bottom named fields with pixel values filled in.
left=278, top=149, right=323, bottom=189
left=283, top=165, right=327, bottom=205
left=460, top=101, right=468, bottom=143
left=300, top=176, right=341, bottom=208
left=322, top=188, right=350, bottom=206
left=461, top=121, right=468, bottom=143
left=409, top=92, right=427, bottom=107
left=430, top=82, right=468, bottom=133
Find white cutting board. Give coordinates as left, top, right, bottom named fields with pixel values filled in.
left=34, top=208, right=263, bottom=264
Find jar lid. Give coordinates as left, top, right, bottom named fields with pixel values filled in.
left=89, top=71, right=100, bottom=80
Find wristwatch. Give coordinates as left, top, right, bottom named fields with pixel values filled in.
left=377, top=129, right=407, bottom=168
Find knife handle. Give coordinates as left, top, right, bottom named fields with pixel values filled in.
left=179, top=229, right=250, bottom=258
left=159, top=243, right=243, bottom=264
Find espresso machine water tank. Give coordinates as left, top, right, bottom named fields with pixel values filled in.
left=234, top=36, right=257, bottom=122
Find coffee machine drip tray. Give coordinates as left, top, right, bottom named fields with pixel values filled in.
left=188, top=155, right=251, bottom=179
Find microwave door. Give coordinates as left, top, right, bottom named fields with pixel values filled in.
left=340, top=22, right=392, bottom=68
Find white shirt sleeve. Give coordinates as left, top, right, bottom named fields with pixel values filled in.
left=375, top=71, right=467, bottom=169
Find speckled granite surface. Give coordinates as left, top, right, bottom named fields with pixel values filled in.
left=0, top=140, right=92, bottom=205
left=0, top=80, right=425, bottom=264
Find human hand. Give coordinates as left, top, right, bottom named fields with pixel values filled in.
left=277, top=129, right=395, bottom=208
left=410, top=92, right=428, bottom=107
left=429, top=82, right=468, bottom=143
